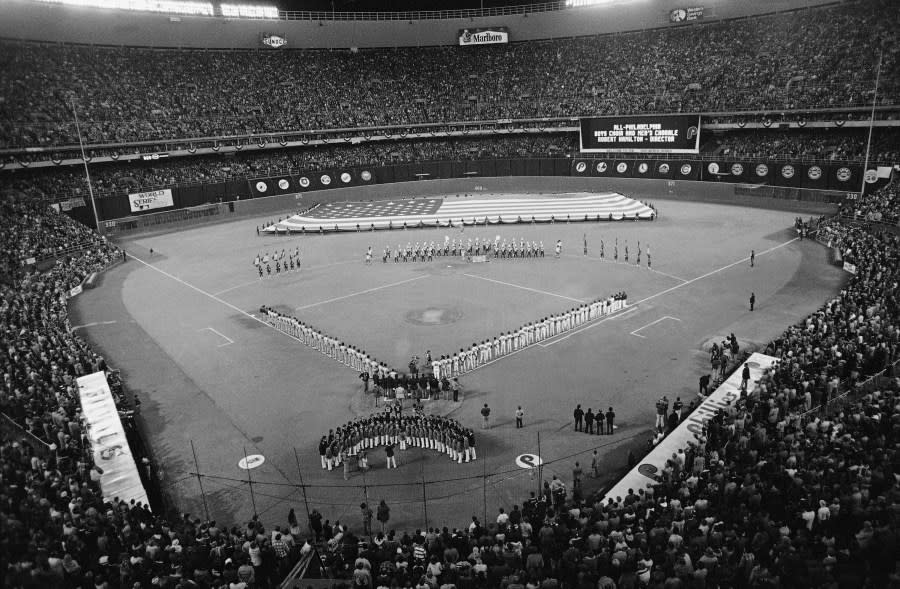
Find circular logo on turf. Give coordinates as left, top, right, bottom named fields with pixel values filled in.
left=597, top=162, right=608, bottom=173
left=616, top=162, right=628, bottom=174
left=707, top=162, right=720, bottom=175
left=515, top=454, right=543, bottom=469
left=731, top=163, right=744, bottom=176
left=361, top=170, right=372, bottom=182
left=340, top=172, right=352, bottom=183
left=238, top=454, right=265, bottom=470
left=638, top=162, right=648, bottom=174
left=807, top=166, right=822, bottom=180
left=320, top=174, right=332, bottom=185
left=255, top=181, right=268, bottom=192
left=864, top=169, right=878, bottom=184
left=575, top=161, right=587, bottom=173
left=680, top=164, right=692, bottom=176
left=836, top=167, right=852, bottom=182
left=299, top=177, right=310, bottom=188
left=782, top=165, right=795, bottom=179
left=658, top=163, right=670, bottom=174
left=278, top=179, right=290, bottom=190
left=755, top=164, right=769, bottom=177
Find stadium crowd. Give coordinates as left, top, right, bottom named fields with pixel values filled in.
left=1, top=192, right=897, bottom=588
left=1, top=0, right=897, bottom=148
left=838, top=177, right=900, bottom=225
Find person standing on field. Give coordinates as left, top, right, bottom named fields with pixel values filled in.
left=515, top=406, right=524, bottom=428
left=360, top=503, right=373, bottom=537
left=376, top=500, right=390, bottom=532
left=481, top=403, right=491, bottom=429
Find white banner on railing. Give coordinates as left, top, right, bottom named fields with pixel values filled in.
left=602, top=352, right=778, bottom=503
left=76, top=371, right=150, bottom=509
left=458, top=27, right=509, bottom=46
left=128, top=188, right=174, bottom=213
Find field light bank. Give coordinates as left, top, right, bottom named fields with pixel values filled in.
left=31, top=0, right=279, bottom=19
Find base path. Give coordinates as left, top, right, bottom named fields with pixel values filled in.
left=265, top=192, right=654, bottom=233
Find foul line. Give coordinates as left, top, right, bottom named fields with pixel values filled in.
left=124, top=251, right=292, bottom=335
left=630, top=316, right=681, bottom=339
left=295, top=275, right=428, bottom=311
left=200, top=327, right=234, bottom=347
left=72, top=320, right=118, bottom=330
left=542, top=237, right=800, bottom=347
left=462, top=273, right=584, bottom=303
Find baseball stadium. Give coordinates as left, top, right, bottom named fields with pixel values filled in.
left=1, top=0, right=899, bottom=587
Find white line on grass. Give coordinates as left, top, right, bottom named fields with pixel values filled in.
left=629, top=316, right=682, bottom=339
left=125, top=252, right=288, bottom=332
left=295, top=275, right=429, bottom=311
left=462, top=273, right=584, bottom=303
left=200, top=327, right=234, bottom=347
left=541, top=237, right=799, bottom=347
left=71, top=320, right=118, bottom=330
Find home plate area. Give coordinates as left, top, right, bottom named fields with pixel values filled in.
left=265, top=192, right=655, bottom=233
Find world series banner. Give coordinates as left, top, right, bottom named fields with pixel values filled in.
left=128, top=188, right=174, bottom=213
left=580, top=115, right=701, bottom=154
left=76, top=371, right=150, bottom=509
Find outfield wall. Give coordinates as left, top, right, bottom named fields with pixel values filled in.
left=71, top=156, right=855, bottom=230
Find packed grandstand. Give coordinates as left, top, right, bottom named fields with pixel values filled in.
left=1, top=0, right=899, bottom=588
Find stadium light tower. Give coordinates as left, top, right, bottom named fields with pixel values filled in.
left=860, top=50, right=882, bottom=197
left=71, top=100, right=103, bottom=234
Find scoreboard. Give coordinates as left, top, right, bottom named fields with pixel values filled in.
left=579, top=115, right=701, bottom=154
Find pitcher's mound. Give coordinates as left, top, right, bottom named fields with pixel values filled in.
left=405, top=307, right=463, bottom=326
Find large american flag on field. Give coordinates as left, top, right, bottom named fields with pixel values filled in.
left=265, top=192, right=654, bottom=233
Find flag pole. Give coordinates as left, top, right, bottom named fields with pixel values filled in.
left=860, top=50, right=882, bottom=197
left=71, top=99, right=102, bottom=233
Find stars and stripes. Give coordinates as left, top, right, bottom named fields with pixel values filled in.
left=264, top=193, right=654, bottom=233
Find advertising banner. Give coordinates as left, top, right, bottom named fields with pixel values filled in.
left=260, top=33, right=287, bottom=48
left=632, top=161, right=652, bottom=179
left=250, top=176, right=297, bottom=198
left=580, top=115, right=701, bottom=154
left=702, top=161, right=737, bottom=183
left=776, top=163, right=802, bottom=188
left=77, top=371, right=150, bottom=509
left=801, top=164, right=828, bottom=190
left=572, top=159, right=591, bottom=176
left=458, top=27, right=509, bottom=46
left=748, top=162, right=773, bottom=185
left=651, top=161, right=674, bottom=179
left=603, top=353, right=777, bottom=503
left=591, top=160, right=613, bottom=177
left=676, top=161, right=700, bottom=180
left=669, top=6, right=705, bottom=22
left=828, top=165, right=861, bottom=191
left=612, top=160, right=633, bottom=177
left=128, top=188, right=174, bottom=213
